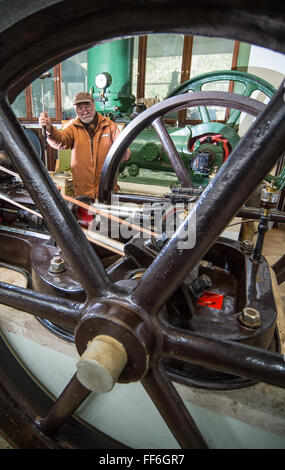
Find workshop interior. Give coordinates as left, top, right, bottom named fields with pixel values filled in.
left=0, top=1, right=285, bottom=449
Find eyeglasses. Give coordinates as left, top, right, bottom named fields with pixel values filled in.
left=75, top=102, right=93, bottom=112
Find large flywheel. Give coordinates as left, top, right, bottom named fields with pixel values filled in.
left=0, top=0, right=285, bottom=450
left=98, top=91, right=265, bottom=202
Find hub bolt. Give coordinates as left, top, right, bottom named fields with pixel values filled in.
left=240, top=240, right=254, bottom=252
left=50, top=255, right=66, bottom=273
left=240, top=307, right=261, bottom=328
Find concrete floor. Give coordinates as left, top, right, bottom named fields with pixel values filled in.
left=0, top=226, right=284, bottom=449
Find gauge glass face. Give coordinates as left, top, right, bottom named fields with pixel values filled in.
left=95, top=73, right=108, bottom=89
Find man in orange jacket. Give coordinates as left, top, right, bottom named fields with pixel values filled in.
left=39, top=91, right=130, bottom=200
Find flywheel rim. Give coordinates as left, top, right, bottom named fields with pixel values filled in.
left=0, top=0, right=284, bottom=450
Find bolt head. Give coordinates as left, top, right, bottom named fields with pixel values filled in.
left=241, top=240, right=254, bottom=252
left=50, top=255, right=66, bottom=273
left=241, top=307, right=261, bottom=327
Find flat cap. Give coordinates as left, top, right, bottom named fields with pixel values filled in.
left=73, top=92, right=94, bottom=105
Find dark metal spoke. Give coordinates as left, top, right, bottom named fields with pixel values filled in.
left=0, top=281, right=82, bottom=327
left=162, top=328, right=285, bottom=388
left=131, top=81, right=285, bottom=314
left=141, top=362, right=208, bottom=449
left=152, top=117, right=193, bottom=187
left=0, top=93, right=117, bottom=299
left=37, top=373, right=91, bottom=435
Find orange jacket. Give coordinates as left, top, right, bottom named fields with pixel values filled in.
left=47, top=112, right=129, bottom=199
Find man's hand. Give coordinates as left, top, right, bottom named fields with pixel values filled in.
left=39, top=111, right=52, bottom=135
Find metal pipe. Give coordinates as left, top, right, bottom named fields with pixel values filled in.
left=82, top=228, right=125, bottom=256
left=112, top=193, right=168, bottom=205
left=39, top=72, right=52, bottom=168
left=237, top=206, right=285, bottom=223
left=63, top=194, right=159, bottom=237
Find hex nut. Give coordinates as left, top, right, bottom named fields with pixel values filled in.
left=50, top=255, right=66, bottom=273
left=240, top=307, right=261, bottom=327
left=241, top=240, right=254, bottom=252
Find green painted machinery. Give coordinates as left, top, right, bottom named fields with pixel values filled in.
left=87, top=39, right=135, bottom=118
left=118, top=120, right=240, bottom=188
left=118, top=70, right=282, bottom=190
left=87, top=40, right=284, bottom=191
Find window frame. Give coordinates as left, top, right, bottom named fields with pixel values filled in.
left=136, top=35, right=240, bottom=127
left=17, top=36, right=240, bottom=126
left=19, top=64, right=62, bottom=123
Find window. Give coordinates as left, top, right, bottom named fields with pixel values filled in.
left=12, top=65, right=60, bottom=122
left=191, top=37, right=235, bottom=79
left=12, top=90, right=27, bottom=119
left=31, top=67, right=56, bottom=119
left=187, top=37, right=235, bottom=121
left=12, top=35, right=241, bottom=125
left=133, top=34, right=238, bottom=125
left=61, top=51, right=88, bottom=119
left=144, top=34, right=184, bottom=100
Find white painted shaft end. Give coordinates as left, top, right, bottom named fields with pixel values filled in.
left=76, top=335, right=127, bottom=393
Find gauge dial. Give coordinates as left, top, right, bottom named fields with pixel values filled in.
left=95, top=72, right=112, bottom=89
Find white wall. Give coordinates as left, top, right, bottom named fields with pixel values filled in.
left=238, top=45, right=285, bottom=137
left=248, top=45, right=285, bottom=88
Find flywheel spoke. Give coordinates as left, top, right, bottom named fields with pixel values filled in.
left=0, top=94, right=117, bottom=299
left=198, top=105, right=211, bottom=123
left=141, top=363, right=208, bottom=449
left=131, top=81, right=285, bottom=315
left=37, top=373, right=91, bottom=435
left=152, top=117, right=193, bottom=187
left=0, top=281, right=82, bottom=327
left=162, top=328, right=285, bottom=388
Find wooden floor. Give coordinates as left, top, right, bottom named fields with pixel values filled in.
left=263, top=227, right=285, bottom=303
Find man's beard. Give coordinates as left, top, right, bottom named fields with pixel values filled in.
left=80, top=114, right=94, bottom=124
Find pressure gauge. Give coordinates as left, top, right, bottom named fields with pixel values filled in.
left=95, top=72, right=112, bottom=90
